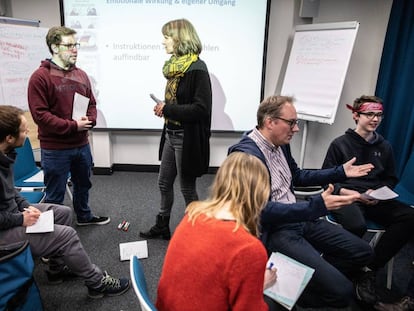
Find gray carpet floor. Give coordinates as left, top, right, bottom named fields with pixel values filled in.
left=33, top=171, right=414, bottom=311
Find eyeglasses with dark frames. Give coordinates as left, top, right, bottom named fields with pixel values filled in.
left=58, top=42, right=80, bottom=50
left=274, top=117, right=299, bottom=129
left=358, top=112, right=384, bottom=120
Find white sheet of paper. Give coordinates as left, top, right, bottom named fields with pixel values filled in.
left=72, top=92, right=90, bottom=120
left=26, top=209, right=54, bottom=233
left=23, top=170, right=44, bottom=183
left=269, top=253, right=307, bottom=301
left=362, top=186, right=399, bottom=200
left=119, top=240, right=148, bottom=261
left=264, top=252, right=314, bottom=310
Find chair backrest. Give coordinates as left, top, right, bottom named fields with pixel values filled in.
left=13, top=138, right=41, bottom=182
left=130, top=255, right=157, bottom=311
left=394, top=152, right=414, bottom=206
left=20, top=191, right=46, bottom=204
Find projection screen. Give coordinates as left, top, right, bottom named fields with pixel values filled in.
left=61, top=0, right=269, bottom=131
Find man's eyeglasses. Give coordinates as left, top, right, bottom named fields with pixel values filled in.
left=58, top=43, right=80, bottom=50
left=358, top=112, right=384, bottom=120
left=274, top=117, right=299, bottom=129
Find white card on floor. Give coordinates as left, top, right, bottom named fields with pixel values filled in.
left=119, top=240, right=148, bottom=261
left=26, top=209, right=54, bottom=233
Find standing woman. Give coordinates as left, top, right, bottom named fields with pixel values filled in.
left=156, top=152, right=277, bottom=311
left=140, top=19, right=212, bottom=240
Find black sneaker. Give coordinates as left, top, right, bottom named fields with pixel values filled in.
left=46, top=265, right=78, bottom=285
left=76, top=216, right=111, bottom=226
left=356, top=270, right=378, bottom=305
left=87, top=271, right=130, bottom=299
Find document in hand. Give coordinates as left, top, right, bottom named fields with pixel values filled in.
left=119, top=240, right=148, bottom=261
left=72, top=92, right=90, bottom=121
left=361, top=186, right=399, bottom=201
left=264, top=252, right=315, bottom=310
left=26, top=209, right=54, bottom=233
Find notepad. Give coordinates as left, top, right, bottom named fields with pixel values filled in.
left=264, top=252, right=315, bottom=310
left=26, top=209, right=54, bottom=233
left=119, top=240, right=148, bottom=261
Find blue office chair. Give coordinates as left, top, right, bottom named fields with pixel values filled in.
left=326, top=213, right=394, bottom=289
left=13, top=138, right=45, bottom=190
left=394, top=153, right=414, bottom=207
left=130, top=255, right=157, bottom=311
left=20, top=191, right=46, bottom=204
left=13, top=138, right=73, bottom=201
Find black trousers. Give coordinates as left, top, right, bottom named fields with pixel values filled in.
left=330, top=199, right=414, bottom=269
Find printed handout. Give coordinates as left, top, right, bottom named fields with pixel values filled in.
left=361, top=186, right=399, bottom=201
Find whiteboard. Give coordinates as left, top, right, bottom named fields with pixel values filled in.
left=281, top=21, right=359, bottom=124
left=0, top=23, right=49, bottom=111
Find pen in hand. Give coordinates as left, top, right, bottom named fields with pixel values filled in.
left=22, top=207, right=40, bottom=226
left=264, top=262, right=277, bottom=290
left=23, top=207, right=40, bottom=217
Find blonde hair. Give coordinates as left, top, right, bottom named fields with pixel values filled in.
left=186, top=152, right=270, bottom=236
left=161, top=19, right=202, bottom=56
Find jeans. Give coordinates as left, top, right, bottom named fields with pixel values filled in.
left=158, top=132, right=198, bottom=216
left=266, top=219, right=374, bottom=308
left=41, top=144, right=93, bottom=222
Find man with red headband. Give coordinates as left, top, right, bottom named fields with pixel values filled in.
left=322, top=95, right=414, bottom=309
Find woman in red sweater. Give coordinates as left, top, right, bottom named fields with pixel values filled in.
left=156, top=152, right=277, bottom=311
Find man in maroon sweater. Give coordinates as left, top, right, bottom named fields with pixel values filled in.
left=28, top=26, right=108, bottom=226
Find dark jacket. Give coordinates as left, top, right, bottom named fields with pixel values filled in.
left=159, top=59, right=212, bottom=178
left=0, top=151, right=29, bottom=230
left=228, top=132, right=347, bottom=244
left=322, top=128, right=398, bottom=194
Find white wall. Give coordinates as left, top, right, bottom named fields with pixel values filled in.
left=10, top=0, right=60, bottom=27
left=10, top=0, right=393, bottom=169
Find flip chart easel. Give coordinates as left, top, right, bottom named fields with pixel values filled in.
left=281, top=21, right=359, bottom=168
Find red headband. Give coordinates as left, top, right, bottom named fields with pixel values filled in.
left=346, top=102, right=383, bottom=113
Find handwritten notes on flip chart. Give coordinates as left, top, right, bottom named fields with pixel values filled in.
left=281, top=22, right=359, bottom=124
left=0, top=23, right=49, bottom=110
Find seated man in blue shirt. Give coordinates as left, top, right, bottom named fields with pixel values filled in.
left=228, top=95, right=375, bottom=309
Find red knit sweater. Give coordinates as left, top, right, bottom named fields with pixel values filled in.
left=156, top=214, right=269, bottom=311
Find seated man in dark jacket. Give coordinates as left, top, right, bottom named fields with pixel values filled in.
left=228, top=95, right=374, bottom=309
left=0, top=105, right=129, bottom=299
